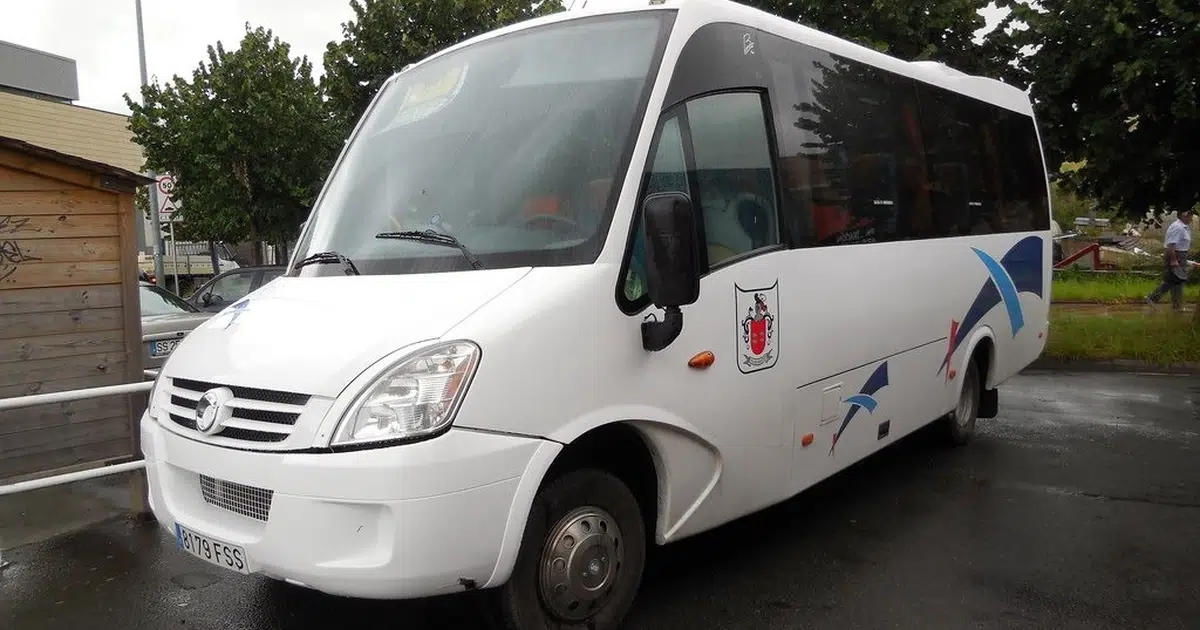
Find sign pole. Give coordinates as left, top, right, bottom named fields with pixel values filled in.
left=170, top=220, right=180, bottom=294
left=135, top=0, right=165, bottom=285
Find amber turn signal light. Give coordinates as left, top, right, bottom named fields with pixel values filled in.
left=688, top=351, right=715, bottom=369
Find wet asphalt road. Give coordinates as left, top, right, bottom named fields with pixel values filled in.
left=2, top=370, right=1199, bottom=630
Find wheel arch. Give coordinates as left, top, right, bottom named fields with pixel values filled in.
left=961, top=326, right=998, bottom=419
left=483, top=416, right=720, bottom=588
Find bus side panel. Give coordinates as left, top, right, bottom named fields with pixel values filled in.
left=754, top=22, right=1052, bottom=493
left=781, top=231, right=1044, bottom=489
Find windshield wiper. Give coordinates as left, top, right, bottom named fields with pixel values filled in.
left=375, top=229, right=485, bottom=270
left=293, top=250, right=360, bottom=275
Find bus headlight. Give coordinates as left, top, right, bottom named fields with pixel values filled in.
left=332, top=341, right=481, bottom=447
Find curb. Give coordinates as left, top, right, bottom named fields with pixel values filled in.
left=1026, top=357, right=1200, bottom=375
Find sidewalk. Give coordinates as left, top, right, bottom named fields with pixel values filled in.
left=0, top=472, right=138, bottom=553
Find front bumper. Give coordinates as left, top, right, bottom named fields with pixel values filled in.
left=140, top=414, right=560, bottom=599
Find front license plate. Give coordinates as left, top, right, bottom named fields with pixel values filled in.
left=150, top=339, right=180, bottom=358
left=174, top=523, right=250, bottom=574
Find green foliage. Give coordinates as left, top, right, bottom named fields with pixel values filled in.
left=1004, top=0, right=1200, bottom=219
left=135, top=186, right=150, bottom=221
left=1052, top=269, right=1198, bottom=303
left=321, top=0, right=564, bottom=135
left=124, top=25, right=338, bottom=246
left=1050, top=182, right=1091, bottom=227
left=1046, top=310, right=1200, bottom=364
left=744, top=0, right=1018, bottom=79
left=1050, top=181, right=1123, bottom=229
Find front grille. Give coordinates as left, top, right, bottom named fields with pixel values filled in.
left=173, top=378, right=309, bottom=406
left=165, top=378, right=310, bottom=444
left=199, top=475, right=273, bottom=522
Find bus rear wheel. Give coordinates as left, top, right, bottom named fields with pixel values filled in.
left=493, top=468, right=646, bottom=630
left=945, top=358, right=980, bottom=445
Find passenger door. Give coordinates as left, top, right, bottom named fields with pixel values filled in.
left=625, top=90, right=794, bottom=520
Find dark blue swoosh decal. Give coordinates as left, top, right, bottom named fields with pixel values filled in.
left=831, top=361, right=890, bottom=454
left=940, top=236, right=1045, bottom=377
left=1001, top=235, right=1045, bottom=298
left=972, top=247, right=1025, bottom=337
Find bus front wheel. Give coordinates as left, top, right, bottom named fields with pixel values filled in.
left=493, top=468, right=646, bottom=630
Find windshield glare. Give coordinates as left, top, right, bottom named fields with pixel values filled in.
left=296, top=11, right=673, bottom=275
left=140, top=285, right=199, bottom=316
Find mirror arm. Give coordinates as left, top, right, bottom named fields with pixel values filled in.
left=641, top=306, right=683, bottom=352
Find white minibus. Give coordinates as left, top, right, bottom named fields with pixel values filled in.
left=140, top=0, right=1052, bottom=627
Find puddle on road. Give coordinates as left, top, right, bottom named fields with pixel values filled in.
left=991, top=480, right=1200, bottom=509
left=992, top=374, right=1199, bottom=445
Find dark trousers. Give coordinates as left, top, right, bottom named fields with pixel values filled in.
left=1148, top=251, right=1189, bottom=309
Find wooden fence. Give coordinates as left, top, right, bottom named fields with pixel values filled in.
left=0, top=135, right=150, bottom=483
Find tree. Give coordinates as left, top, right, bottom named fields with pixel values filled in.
left=745, top=0, right=1019, bottom=79
left=1003, top=0, right=1200, bottom=220
left=322, top=0, right=563, bottom=134
left=124, top=25, right=338, bottom=257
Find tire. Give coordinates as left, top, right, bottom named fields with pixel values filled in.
left=944, top=357, right=980, bottom=445
left=490, top=468, right=646, bottom=630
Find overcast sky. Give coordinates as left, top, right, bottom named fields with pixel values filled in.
left=0, top=0, right=1009, bottom=116
left=0, top=0, right=355, bottom=114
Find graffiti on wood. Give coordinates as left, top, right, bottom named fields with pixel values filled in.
left=0, top=217, right=41, bottom=282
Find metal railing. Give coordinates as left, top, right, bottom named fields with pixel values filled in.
left=0, top=380, right=154, bottom=413
left=0, top=370, right=158, bottom=568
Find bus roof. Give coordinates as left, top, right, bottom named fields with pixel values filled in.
left=394, top=0, right=1032, bottom=115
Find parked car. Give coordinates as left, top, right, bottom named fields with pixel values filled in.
left=187, top=265, right=285, bottom=313
left=140, top=282, right=213, bottom=370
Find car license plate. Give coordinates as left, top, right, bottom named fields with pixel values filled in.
left=174, top=523, right=250, bottom=574
left=150, top=339, right=180, bottom=358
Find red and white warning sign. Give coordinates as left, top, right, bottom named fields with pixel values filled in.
left=157, top=174, right=180, bottom=221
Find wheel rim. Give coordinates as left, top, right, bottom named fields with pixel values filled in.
left=955, top=365, right=979, bottom=428
left=538, top=506, right=624, bottom=621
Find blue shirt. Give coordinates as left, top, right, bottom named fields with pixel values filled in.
left=1164, top=218, right=1191, bottom=253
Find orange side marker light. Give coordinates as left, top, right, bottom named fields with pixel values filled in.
left=688, top=351, right=715, bottom=369
left=801, top=433, right=814, bottom=447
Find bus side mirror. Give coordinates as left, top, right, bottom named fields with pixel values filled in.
left=640, top=192, right=700, bottom=352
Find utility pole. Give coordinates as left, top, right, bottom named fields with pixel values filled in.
left=129, top=0, right=157, bottom=518
left=135, top=0, right=166, bottom=285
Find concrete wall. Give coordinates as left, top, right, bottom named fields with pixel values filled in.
left=0, top=40, right=79, bottom=102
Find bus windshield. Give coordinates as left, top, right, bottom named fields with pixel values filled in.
left=295, top=11, right=674, bottom=276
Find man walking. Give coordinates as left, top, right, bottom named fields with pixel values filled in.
left=1146, top=209, right=1193, bottom=311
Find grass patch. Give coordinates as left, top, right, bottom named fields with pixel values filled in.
left=1052, top=270, right=1199, bottom=303
left=1046, top=310, right=1200, bottom=364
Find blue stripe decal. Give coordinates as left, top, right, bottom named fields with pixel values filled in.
left=831, top=361, right=890, bottom=454
left=844, top=394, right=878, bottom=413
left=971, top=247, right=1024, bottom=337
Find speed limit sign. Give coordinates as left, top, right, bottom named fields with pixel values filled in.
left=156, top=174, right=180, bottom=221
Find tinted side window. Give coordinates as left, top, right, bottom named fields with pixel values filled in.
left=918, top=85, right=998, bottom=236
left=762, top=29, right=1049, bottom=243
left=916, top=85, right=1049, bottom=236
left=764, top=35, right=928, bottom=246
left=685, top=92, right=780, bottom=267
left=995, top=110, right=1051, bottom=231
